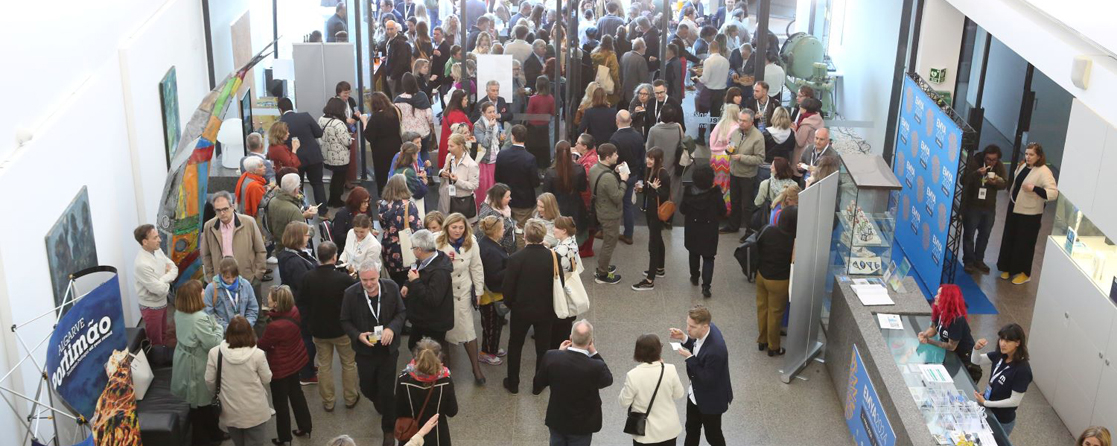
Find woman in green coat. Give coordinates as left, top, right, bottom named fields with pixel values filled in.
left=171, top=279, right=227, bottom=445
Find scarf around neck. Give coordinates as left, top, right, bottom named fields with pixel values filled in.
left=403, top=360, right=451, bottom=383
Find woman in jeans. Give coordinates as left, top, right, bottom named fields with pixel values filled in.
left=680, top=165, right=726, bottom=298
left=755, top=207, right=797, bottom=357
left=396, top=338, right=459, bottom=446
left=171, top=280, right=226, bottom=445
left=619, top=334, right=684, bottom=445
left=206, top=316, right=272, bottom=446
left=632, top=148, right=671, bottom=291
left=257, top=287, right=312, bottom=445
left=476, top=216, right=509, bottom=366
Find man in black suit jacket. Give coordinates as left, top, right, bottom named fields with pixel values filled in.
left=743, top=81, right=779, bottom=130
left=278, top=97, right=327, bottom=216
left=669, top=305, right=732, bottom=446
left=493, top=125, right=540, bottom=227
left=652, top=80, right=687, bottom=133
left=470, top=80, right=512, bottom=123
left=300, top=242, right=359, bottom=411
left=325, top=3, right=347, bottom=42
left=524, top=42, right=547, bottom=96
left=501, top=220, right=558, bottom=394
left=533, top=320, right=613, bottom=445
left=609, top=110, right=645, bottom=244
left=637, top=18, right=660, bottom=73
left=339, top=261, right=407, bottom=443
left=380, top=20, right=410, bottom=98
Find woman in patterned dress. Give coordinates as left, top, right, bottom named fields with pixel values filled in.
left=708, top=104, right=740, bottom=213
left=378, top=174, right=423, bottom=287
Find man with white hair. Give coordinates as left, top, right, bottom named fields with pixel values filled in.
left=267, top=173, right=317, bottom=250
left=470, top=80, right=512, bottom=123
left=339, top=258, right=406, bottom=446
left=524, top=39, right=548, bottom=91
left=533, top=319, right=613, bottom=446
left=200, top=190, right=267, bottom=297
left=620, top=38, right=651, bottom=105
left=401, top=229, right=454, bottom=354
left=234, top=156, right=268, bottom=218
left=238, top=132, right=274, bottom=184
left=381, top=19, right=411, bottom=97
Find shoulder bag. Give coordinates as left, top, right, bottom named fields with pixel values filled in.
left=623, top=363, right=664, bottom=436
left=552, top=249, right=589, bottom=319
left=749, top=181, right=773, bottom=231
left=551, top=250, right=571, bottom=319
left=587, top=170, right=612, bottom=229
left=211, top=351, right=224, bottom=416
left=399, top=203, right=417, bottom=266
left=655, top=170, right=676, bottom=222
left=394, top=384, right=436, bottom=441
left=595, top=64, right=615, bottom=94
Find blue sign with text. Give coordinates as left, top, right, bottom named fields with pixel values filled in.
left=845, top=344, right=895, bottom=446
left=892, top=76, right=963, bottom=295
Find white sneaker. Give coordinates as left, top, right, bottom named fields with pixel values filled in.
left=267, top=256, right=278, bottom=265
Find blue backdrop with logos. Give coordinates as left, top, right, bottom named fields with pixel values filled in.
left=845, top=344, right=896, bottom=446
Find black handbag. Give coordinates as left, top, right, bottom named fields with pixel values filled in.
left=750, top=181, right=773, bottom=231
left=623, top=363, right=664, bottom=436
left=211, top=351, right=224, bottom=415
left=449, top=195, right=477, bottom=218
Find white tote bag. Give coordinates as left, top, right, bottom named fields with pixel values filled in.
left=399, top=202, right=417, bottom=266
left=595, top=64, right=614, bottom=94
left=552, top=251, right=590, bottom=319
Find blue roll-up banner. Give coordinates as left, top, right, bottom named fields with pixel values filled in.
left=46, top=267, right=128, bottom=420
left=845, top=344, right=896, bottom=446
left=892, top=76, right=963, bottom=295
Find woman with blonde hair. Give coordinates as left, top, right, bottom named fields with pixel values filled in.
left=476, top=216, right=509, bottom=365
left=533, top=192, right=562, bottom=247
left=437, top=134, right=480, bottom=223
left=763, top=106, right=796, bottom=167
left=266, top=121, right=301, bottom=172
left=257, top=286, right=312, bottom=445
left=395, top=338, right=458, bottom=445
left=708, top=103, right=741, bottom=213
left=379, top=174, right=423, bottom=286
left=436, top=213, right=487, bottom=384
left=172, top=279, right=226, bottom=445
left=1079, top=426, right=1112, bottom=446
left=574, top=82, right=602, bottom=127
left=473, top=31, right=493, bottom=56
left=590, top=35, right=622, bottom=106
left=424, top=211, right=445, bottom=233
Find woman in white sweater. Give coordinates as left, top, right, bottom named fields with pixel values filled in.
left=338, top=213, right=381, bottom=272
left=436, top=213, right=487, bottom=384
left=205, top=316, right=272, bottom=446
left=619, top=334, right=685, bottom=445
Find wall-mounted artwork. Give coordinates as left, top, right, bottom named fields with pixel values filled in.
left=159, top=67, right=181, bottom=170
left=45, top=187, right=98, bottom=315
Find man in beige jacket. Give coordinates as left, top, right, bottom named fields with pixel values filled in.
left=201, top=191, right=268, bottom=304
left=720, top=108, right=765, bottom=240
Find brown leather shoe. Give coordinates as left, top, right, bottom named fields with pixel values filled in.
left=619, top=235, right=634, bottom=245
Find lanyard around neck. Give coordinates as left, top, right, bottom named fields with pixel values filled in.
left=364, top=288, right=382, bottom=323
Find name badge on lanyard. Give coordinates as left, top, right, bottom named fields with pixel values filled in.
left=978, top=188, right=988, bottom=200
left=985, top=359, right=1008, bottom=399
left=224, top=288, right=238, bottom=309
left=447, top=160, right=457, bottom=196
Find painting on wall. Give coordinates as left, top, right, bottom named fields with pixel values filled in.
left=159, top=67, right=181, bottom=170
left=45, top=187, right=98, bottom=315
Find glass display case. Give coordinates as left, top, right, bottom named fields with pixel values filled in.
left=831, top=154, right=902, bottom=277
left=880, top=314, right=1012, bottom=446
left=1051, top=193, right=1117, bottom=295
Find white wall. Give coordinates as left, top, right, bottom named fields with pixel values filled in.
left=1021, top=0, right=1117, bottom=57
left=828, top=0, right=903, bottom=153
left=914, top=0, right=964, bottom=96
left=0, top=0, right=210, bottom=441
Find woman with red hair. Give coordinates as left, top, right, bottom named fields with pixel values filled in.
left=918, top=284, right=979, bottom=380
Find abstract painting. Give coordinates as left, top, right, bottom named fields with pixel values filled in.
left=45, top=187, right=98, bottom=314
left=159, top=67, right=180, bottom=170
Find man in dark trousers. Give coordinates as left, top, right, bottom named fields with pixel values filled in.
left=609, top=110, right=645, bottom=245
left=278, top=97, right=327, bottom=216
left=493, top=125, right=540, bottom=228
left=339, top=259, right=406, bottom=446
left=381, top=20, right=411, bottom=98
left=300, top=242, right=359, bottom=412
left=401, top=229, right=454, bottom=353
left=501, top=220, right=559, bottom=394
left=669, top=305, right=732, bottom=446
left=533, top=320, right=613, bottom=446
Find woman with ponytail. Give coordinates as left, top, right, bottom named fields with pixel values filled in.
left=396, top=338, right=458, bottom=445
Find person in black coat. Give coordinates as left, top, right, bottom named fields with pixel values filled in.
left=609, top=110, right=646, bottom=243
left=325, top=3, right=348, bottom=42
left=395, top=339, right=458, bottom=446
left=577, top=89, right=619, bottom=152
left=524, top=45, right=547, bottom=93
left=543, top=141, right=588, bottom=230
left=380, top=21, right=411, bottom=97
left=755, top=207, right=796, bottom=357
left=476, top=219, right=509, bottom=362
left=401, top=229, right=455, bottom=353
left=501, top=220, right=559, bottom=394
left=668, top=305, right=732, bottom=446
left=532, top=320, right=613, bottom=445
left=299, top=241, right=360, bottom=410
left=651, top=80, right=687, bottom=132
left=493, top=125, right=541, bottom=226
left=632, top=148, right=672, bottom=291
left=278, top=98, right=327, bottom=216
left=276, top=220, right=320, bottom=382
left=339, top=261, right=407, bottom=441
left=681, top=165, right=727, bottom=297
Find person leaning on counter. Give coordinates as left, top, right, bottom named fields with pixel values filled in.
left=971, top=323, right=1032, bottom=438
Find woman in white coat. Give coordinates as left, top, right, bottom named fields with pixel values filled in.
left=437, top=134, right=481, bottom=224
left=436, top=212, right=487, bottom=385
left=619, top=334, right=685, bottom=446
left=996, top=142, right=1058, bottom=285
left=205, top=315, right=272, bottom=446
left=337, top=213, right=381, bottom=273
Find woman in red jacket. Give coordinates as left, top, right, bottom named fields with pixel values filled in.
left=257, top=286, right=311, bottom=445
left=439, top=89, right=472, bottom=169
left=525, top=75, right=556, bottom=169
left=266, top=121, right=302, bottom=172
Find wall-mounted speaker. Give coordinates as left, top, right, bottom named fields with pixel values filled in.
left=1071, top=55, right=1092, bottom=89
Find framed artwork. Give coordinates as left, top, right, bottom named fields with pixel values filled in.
left=241, top=88, right=253, bottom=149
left=45, top=187, right=98, bottom=315
left=159, top=67, right=181, bottom=170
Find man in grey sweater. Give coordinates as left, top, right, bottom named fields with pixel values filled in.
left=720, top=108, right=765, bottom=239
left=589, top=143, right=629, bottom=284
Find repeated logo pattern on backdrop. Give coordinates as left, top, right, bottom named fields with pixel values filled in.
left=893, top=76, right=963, bottom=295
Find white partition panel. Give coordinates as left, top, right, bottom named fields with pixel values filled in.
left=292, top=42, right=356, bottom=121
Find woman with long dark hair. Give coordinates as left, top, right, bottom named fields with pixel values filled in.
left=681, top=165, right=727, bottom=298
left=364, top=92, right=404, bottom=193
left=379, top=174, right=423, bottom=286
left=542, top=141, right=587, bottom=230
left=319, top=97, right=354, bottom=207
left=525, top=75, right=555, bottom=168
left=393, top=142, right=429, bottom=217
left=395, top=72, right=435, bottom=173
left=972, top=323, right=1032, bottom=437
left=477, top=183, right=517, bottom=253
left=918, top=284, right=978, bottom=380
left=412, top=21, right=434, bottom=61
left=438, top=89, right=473, bottom=169
left=632, top=148, right=672, bottom=291
left=331, top=186, right=372, bottom=255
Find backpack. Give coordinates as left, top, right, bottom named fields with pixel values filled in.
left=734, top=225, right=770, bottom=283
left=255, top=187, right=280, bottom=241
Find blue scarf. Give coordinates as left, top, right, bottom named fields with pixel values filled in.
left=450, top=237, right=465, bottom=253
left=221, top=276, right=240, bottom=298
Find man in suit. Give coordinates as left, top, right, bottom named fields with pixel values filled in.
left=729, top=42, right=756, bottom=95
left=669, top=305, right=732, bottom=446
left=596, top=1, right=626, bottom=38
left=608, top=110, right=645, bottom=245
left=394, top=0, right=416, bottom=26
left=470, top=80, right=512, bottom=123
left=635, top=18, right=660, bottom=72
left=278, top=98, right=327, bottom=216
left=493, top=125, right=540, bottom=227
left=505, top=25, right=533, bottom=64
left=670, top=24, right=702, bottom=65
left=375, top=0, right=403, bottom=30
left=800, top=127, right=836, bottom=183
left=743, top=81, right=778, bottom=130
left=502, top=220, right=559, bottom=394
left=650, top=80, right=687, bottom=133
left=620, top=38, right=651, bottom=106
left=380, top=20, right=410, bottom=98
left=709, top=0, right=736, bottom=30
left=524, top=40, right=548, bottom=94
left=509, top=2, right=532, bottom=36
left=533, top=320, right=614, bottom=446
left=339, top=259, right=407, bottom=446
left=325, top=2, right=348, bottom=42
left=301, top=241, right=360, bottom=411
left=663, top=47, right=684, bottom=103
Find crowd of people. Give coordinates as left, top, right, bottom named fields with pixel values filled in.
left=119, top=0, right=1083, bottom=445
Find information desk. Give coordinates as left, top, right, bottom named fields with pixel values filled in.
left=825, top=278, right=1012, bottom=446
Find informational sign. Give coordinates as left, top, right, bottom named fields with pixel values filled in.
left=845, top=344, right=896, bottom=446
left=476, top=54, right=514, bottom=103
left=46, top=269, right=128, bottom=419
left=892, top=76, right=963, bottom=295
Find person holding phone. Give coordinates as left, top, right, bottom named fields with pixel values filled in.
left=971, top=323, right=1032, bottom=437
left=961, top=145, right=1008, bottom=274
